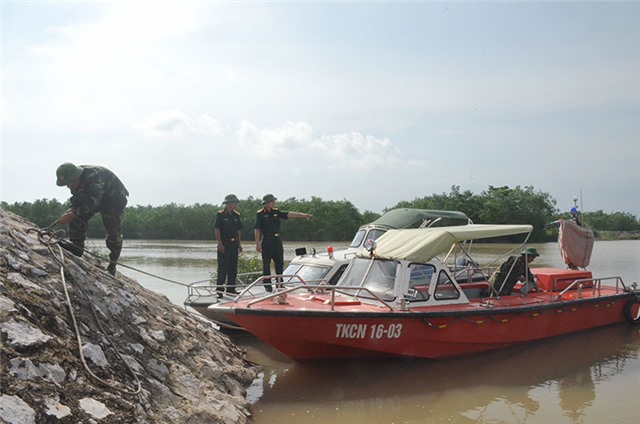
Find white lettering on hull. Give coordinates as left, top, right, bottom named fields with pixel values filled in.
left=335, top=323, right=403, bottom=339
left=335, top=323, right=367, bottom=339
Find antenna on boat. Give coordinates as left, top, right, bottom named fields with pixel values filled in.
left=573, top=191, right=585, bottom=226
left=573, top=191, right=584, bottom=211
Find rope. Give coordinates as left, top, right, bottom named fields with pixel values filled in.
left=29, top=225, right=253, bottom=386
left=98, top=258, right=192, bottom=287
left=29, top=226, right=141, bottom=395
left=30, top=225, right=192, bottom=287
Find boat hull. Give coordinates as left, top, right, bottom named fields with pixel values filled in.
left=226, top=292, right=637, bottom=360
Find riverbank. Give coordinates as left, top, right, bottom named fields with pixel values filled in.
left=595, top=230, right=640, bottom=240
left=0, top=208, right=257, bottom=423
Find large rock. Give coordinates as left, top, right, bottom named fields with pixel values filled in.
left=0, top=208, right=257, bottom=423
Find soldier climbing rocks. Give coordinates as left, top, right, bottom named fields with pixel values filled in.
left=55, top=163, right=129, bottom=276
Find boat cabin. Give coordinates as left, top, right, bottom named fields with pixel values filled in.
left=285, top=208, right=473, bottom=286
left=336, top=256, right=480, bottom=307
left=334, top=224, right=536, bottom=308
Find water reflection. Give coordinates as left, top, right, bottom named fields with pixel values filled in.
left=241, top=325, right=640, bottom=423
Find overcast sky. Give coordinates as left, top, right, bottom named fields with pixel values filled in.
left=1, top=1, right=638, bottom=215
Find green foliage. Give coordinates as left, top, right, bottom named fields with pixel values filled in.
left=392, top=185, right=482, bottom=222
left=123, top=203, right=214, bottom=239
left=0, top=198, right=67, bottom=228
left=3, top=188, right=637, bottom=242
left=274, top=196, right=363, bottom=241
left=361, top=210, right=381, bottom=223
left=389, top=185, right=558, bottom=242
left=582, top=210, right=640, bottom=231
left=478, top=185, right=557, bottom=241
left=237, top=253, right=262, bottom=274
left=209, top=253, right=262, bottom=285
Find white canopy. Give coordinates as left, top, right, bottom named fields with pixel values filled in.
left=360, top=224, right=533, bottom=262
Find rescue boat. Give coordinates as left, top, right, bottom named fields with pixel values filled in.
left=213, top=224, right=640, bottom=360
left=185, top=208, right=471, bottom=329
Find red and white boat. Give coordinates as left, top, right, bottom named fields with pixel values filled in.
left=184, top=208, right=472, bottom=327
left=213, top=224, right=640, bottom=360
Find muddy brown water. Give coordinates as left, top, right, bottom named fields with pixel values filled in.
left=89, top=239, right=640, bottom=423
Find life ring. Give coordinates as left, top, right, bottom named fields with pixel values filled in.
left=623, top=297, right=640, bottom=324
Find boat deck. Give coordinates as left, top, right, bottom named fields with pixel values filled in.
left=228, top=283, right=626, bottom=315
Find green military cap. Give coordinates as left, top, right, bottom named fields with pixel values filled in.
left=223, top=194, right=240, bottom=204
left=262, top=193, right=277, bottom=204
left=56, top=163, right=83, bottom=186
left=521, top=247, right=539, bottom=257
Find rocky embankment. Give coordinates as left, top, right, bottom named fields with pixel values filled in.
left=0, top=208, right=257, bottom=423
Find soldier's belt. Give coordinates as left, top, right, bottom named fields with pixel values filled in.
left=263, top=233, right=279, bottom=238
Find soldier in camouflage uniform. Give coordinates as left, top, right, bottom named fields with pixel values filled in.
left=491, top=247, right=540, bottom=296
left=214, top=194, right=243, bottom=297
left=254, top=194, right=312, bottom=292
left=56, top=163, right=129, bottom=276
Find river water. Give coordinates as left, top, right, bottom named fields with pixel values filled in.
left=89, top=239, right=640, bottom=423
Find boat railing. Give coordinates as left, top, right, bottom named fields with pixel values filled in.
left=237, top=271, right=264, bottom=284
left=184, top=280, right=218, bottom=305
left=244, top=284, right=395, bottom=312
left=185, top=271, right=305, bottom=305
left=326, top=286, right=395, bottom=312
left=451, top=266, right=494, bottom=284
left=234, top=274, right=314, bottom=300
left=555, top=276, right=627, bottom=300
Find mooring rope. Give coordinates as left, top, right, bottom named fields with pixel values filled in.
left=31, top=224, right=192, bottom=287
left=99, top=258, right=193, bottom=287
left=29, top=225, right=252, bottom=363
left=29, top=226, right=142, bottom=395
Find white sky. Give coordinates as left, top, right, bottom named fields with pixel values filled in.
left=1, top=1, right=639, bottom=214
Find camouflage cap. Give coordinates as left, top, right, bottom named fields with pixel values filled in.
left=262, top=193, right=277, bottom=204
left=521, top=247, right=539, bottom=257
left=56, top=163, right=83, bottom=186
left=223, top=194, right=240, bottom=204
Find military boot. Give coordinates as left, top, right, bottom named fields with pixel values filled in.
left=58, top=240, right=84, bottom=257
left=106, top=262, right=117, bottom=276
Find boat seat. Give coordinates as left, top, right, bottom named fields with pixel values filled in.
left=406, top=284, right=430, bottom=301
left=461, top=281, right=491, bottom=299
left=454, top=273, right=488, bottom=284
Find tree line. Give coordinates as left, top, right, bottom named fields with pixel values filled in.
left=2, top=185, right=638, bottom=242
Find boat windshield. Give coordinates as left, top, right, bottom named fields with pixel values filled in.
left=406, top=263, right=436, bottom=302
left=337, top=257, right=397, bottom=301
left=349, top=229, right=366, bottom=248
left=282, top=263, right=330, bottom=284
left=349, top=228, right=387, bottom=248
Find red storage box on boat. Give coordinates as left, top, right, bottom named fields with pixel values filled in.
left=531, top=268, right=593, bottom=292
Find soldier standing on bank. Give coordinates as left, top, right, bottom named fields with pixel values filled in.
left=254, top=194, right=312, bottom=292
left=215, top=194, right=243, bottom=297
left=55, top=163, right=129, bottom=276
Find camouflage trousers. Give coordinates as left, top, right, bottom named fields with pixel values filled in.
left=68, top=208, right=125, bottom=263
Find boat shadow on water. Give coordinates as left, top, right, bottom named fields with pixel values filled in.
left=244, top=324, right=640, bottom=423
